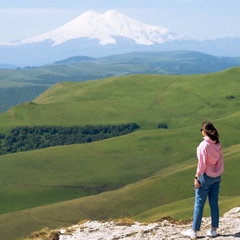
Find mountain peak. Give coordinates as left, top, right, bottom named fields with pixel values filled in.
left=13, top=10, right=185, bottom=46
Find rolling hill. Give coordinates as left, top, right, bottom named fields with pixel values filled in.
left=1, top=50, right=240, bottom=114
left=0, top=68, right=240, bottom=240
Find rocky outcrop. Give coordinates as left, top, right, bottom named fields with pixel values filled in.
left=28, top=207, right=240, bottom=240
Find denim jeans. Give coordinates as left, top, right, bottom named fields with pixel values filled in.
left=192, top=173, right=221, bottom=231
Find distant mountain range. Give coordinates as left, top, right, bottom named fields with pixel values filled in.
left=0, top=10, right=240, bottom=67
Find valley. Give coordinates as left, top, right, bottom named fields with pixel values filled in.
left=0, top=68, right=240, bottom=240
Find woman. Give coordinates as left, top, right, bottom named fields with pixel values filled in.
left=182, top=121, right=224, bottom=239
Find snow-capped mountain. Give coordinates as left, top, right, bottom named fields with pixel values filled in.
left=0, top=10, right=240, bottom=66
left=12, top=10, right=185, bottom=46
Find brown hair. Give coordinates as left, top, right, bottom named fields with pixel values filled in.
left=202, top=121, right=220, bottom=144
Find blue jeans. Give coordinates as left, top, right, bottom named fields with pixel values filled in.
left=192, top=173, right=221, bottom=231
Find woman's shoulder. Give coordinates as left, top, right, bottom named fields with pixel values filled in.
left=198, top=139, right=208, bottom=149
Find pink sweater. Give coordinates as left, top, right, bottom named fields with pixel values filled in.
left=196, top=136, right=224, bottom=178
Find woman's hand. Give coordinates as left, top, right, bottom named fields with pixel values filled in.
left=193, top=178, right=201, bottom=189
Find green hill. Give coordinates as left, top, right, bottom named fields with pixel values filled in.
left=1, top=50, right=240, bottom=113
left=0, top=67, right=240, bottom=240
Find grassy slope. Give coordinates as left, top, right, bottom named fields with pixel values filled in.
left=0, top=67, right=240, bottom=239
left=1, top=67, right=240, bottom=132
left=1, top=51, right=240, bottom=113
left=0, top=140, right=239, bottom=240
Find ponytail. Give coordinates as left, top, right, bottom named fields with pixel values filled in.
left=202, top=121, right=220, bottom=144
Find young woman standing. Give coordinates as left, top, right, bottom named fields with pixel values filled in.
left=182, top=121, right=224, bottom=239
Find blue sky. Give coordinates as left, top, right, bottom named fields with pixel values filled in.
left=0, top=0, right=239, bottom=43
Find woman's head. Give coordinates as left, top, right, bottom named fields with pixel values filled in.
left=201, top=121, right=220, bottom=143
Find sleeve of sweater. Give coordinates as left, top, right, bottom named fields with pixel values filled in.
left=196, top=141, right=208, bottom=175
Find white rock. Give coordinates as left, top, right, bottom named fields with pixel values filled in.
left=56, top=208, right=240, bottom=240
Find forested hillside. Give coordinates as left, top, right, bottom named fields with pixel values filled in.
left=0, top=123, right=139, bottom=154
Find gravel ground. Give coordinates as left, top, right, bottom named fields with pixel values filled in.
left=57, top=207, right=240, bottom=240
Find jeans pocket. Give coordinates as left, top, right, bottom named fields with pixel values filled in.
left=199, top=174, right=205, bottom=186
